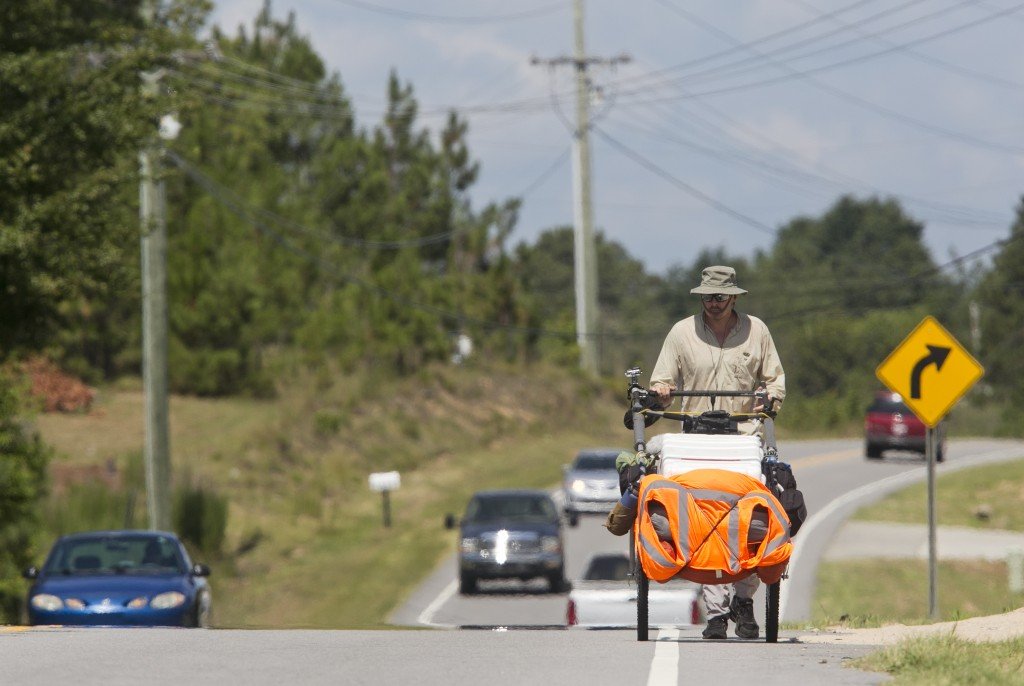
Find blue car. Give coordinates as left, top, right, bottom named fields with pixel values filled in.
left=23, top=530, right=212, bottom=627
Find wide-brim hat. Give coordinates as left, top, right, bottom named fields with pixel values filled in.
left=689, top=265, right=748, bottom=295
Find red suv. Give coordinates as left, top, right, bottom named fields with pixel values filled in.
left=864, top=392, right=945, bottom=461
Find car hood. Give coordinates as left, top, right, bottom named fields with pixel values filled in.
left=460, top=520, right=561, bottom=538
left=33, top=574, right=192, bottom=598
left=564, top=469, right=618, bottom=483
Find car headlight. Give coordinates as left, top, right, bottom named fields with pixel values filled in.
left=541, top=536, right=561, bottom=553
left=30, top=594, right=63, bottom=611
left=64, top=598, right=86, bottom=610
left=150, top=592, right=186, bottom=610
left=127, top=597, right=149, bottom=609
left=570, top=479, right=587, bottom=493
left=460, top=537, right=479, bottom=554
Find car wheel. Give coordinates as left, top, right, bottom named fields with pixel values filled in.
left=547, top=569, right=567, bottom=593
left=459, top=571, right=477, bottom=595
left=196, top=600, right=211, bottom=629
left=865, top=442, right=883, bottom=459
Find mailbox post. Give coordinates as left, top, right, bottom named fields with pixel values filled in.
left=368, top=471, right=401, bottom=528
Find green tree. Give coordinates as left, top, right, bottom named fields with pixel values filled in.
left=0, top=1, right=211, bottom=379
left=752, top=195, right=953, bottom=425
left=975, top=199, right=1024, bottom=405
left=166, top=4, right=352, bottom=393
left=0, top=376, right=51, bottom=622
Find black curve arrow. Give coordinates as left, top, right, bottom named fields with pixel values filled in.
left=910, top=345, right=951, bottom=399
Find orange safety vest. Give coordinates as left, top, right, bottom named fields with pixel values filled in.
left=635, top=469, right=792, bottom=586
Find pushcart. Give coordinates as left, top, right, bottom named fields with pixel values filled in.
left=623, top=367, right=789, bottom=643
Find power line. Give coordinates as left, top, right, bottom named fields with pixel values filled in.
left=616, top=0, right=917, bottom=93
left=643, top=0, right=963, bottom=90
left=591, top=125, right=778, bottom=236
left=619, top=1, right=1024, bottom=155
left=324, top=0, right=566, bottom=24
left=785, top=0, right=1024, bottom=91
left=612, top=89, right=1008, bottom=228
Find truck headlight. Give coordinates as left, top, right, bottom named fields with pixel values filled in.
left=460, top=537, right=479, bottom=554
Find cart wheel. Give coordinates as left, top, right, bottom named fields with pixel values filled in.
left=765, top=581, right=779, bottom=643
left=636, top=563, right=649, bottom=642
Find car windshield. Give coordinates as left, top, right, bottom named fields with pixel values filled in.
left=868, top=397, right=910, bottom=414
left=44, top=536, right=186, bottom=575
left=573, top=452, right=618, bottom=471
left=464, top=495, right=558, bottom=523
left=583, top=555, right=631, bottom=581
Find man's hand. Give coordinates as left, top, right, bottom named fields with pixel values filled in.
left=753, top=382, right=773, bottom=413
left=650, top=382, right=675, bottom=405
left=626, top=463, right=644, bottom=496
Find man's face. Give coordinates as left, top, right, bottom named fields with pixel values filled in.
left=700, top=293, right=736, bottom=321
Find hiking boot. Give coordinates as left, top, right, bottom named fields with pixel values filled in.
left=701, top=614, right=728, bottom=640
left=730, top=596, right=759, bottom=639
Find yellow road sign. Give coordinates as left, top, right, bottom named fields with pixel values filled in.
left=876, top=316, right=984, bottom=427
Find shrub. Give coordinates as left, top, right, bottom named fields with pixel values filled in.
left=174, top=483, right=228, bottom=555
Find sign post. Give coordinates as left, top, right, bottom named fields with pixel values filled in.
left=876, top=316, right=984, bottom=619
left=368, top=471, right=401, bottom=529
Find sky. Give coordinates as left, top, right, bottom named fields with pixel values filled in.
left=205, top=0, right=1024, bottom=275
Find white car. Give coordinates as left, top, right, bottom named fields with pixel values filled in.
left=562, top=448, right=623, bottom=526
left=566, top=552, right=703, bottom=628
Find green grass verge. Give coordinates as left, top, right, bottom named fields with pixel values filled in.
left=813, top=558, right=1024, bottom=627
left=853, top=457, right=1024, bottom=530
left=29, top=361, right=628, bottom=628
left=853, top=635, right=1024, bottom=685
left=793, top=455, right=1024, bottom=686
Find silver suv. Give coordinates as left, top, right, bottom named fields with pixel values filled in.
left=562, top=448, right=622, bottom=527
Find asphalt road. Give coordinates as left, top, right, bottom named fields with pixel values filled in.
left=392, top=437, right=1024, bottom=630
left=5, top=438, right=1023, bottom=686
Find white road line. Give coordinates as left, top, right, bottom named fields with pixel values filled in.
left=780, top=467, right=925, bottom=620
left=646, top=627, right=680, bottom=686
left=417, top=580, right=458, bottom=628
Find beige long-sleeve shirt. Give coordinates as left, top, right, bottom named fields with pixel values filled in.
left=650, top=311, right=786, bottom=416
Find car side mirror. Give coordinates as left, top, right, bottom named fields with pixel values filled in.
left=192, top=563, right=211, bottom=577
left=443, top=513, right=456, bottom=530
left=22, top=566, right=38, bottom=580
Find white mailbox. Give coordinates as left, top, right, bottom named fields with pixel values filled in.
left=368, top=471, right=401, bottom=492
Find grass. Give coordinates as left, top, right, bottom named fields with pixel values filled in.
left=852, top=457, right=1024, bottom=530
left=813, top=558, right=1024, bottom=627
left=27, top=360, right=628, bottom=628
left=812, top=455, right=1024, bottom=629
left=854, top=635, right=1024, bottom=685
left=812, top=458, right=1024, bottom=681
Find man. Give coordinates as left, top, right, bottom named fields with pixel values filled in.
left=649, top=265, right=785, bottom=641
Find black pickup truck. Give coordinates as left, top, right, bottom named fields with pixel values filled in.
left=447, top=489, right=566, bottom=595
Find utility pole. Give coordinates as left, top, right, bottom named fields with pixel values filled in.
left=139, top=0, right=172, bottom=531
left=533, top=0, right=629, bottom=375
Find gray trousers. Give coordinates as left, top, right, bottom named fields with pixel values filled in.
left=702, top=575, right=760, bottom=619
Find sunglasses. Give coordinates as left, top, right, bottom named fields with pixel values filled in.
left=700, top=294, right=732, bottom=303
